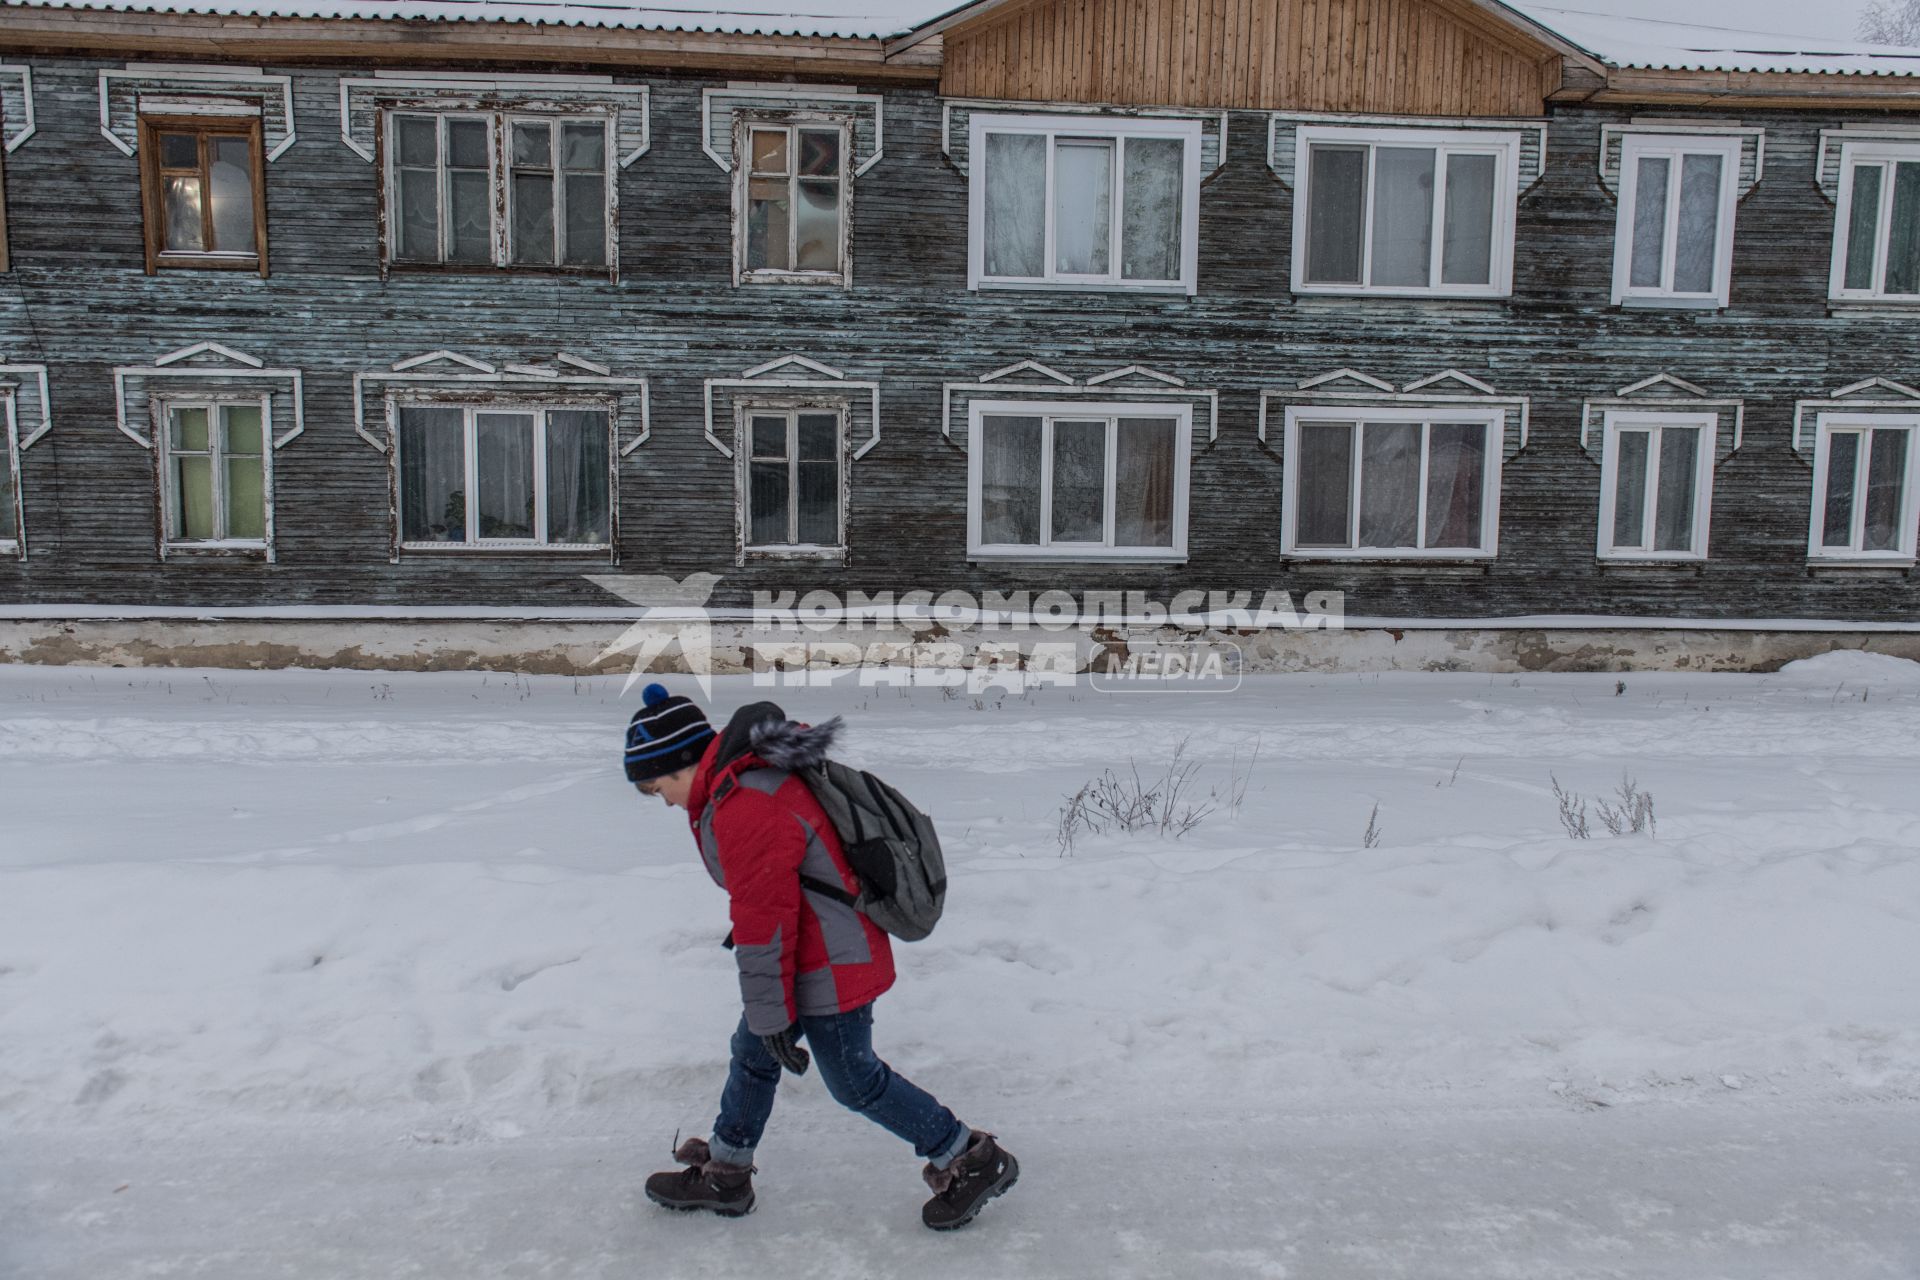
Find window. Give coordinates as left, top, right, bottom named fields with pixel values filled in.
left=1612, top=135, right=1741, bottom=308
left=741, top=408, right=844, bottom=554
left=0, top=391, right=19, bottom=553
left=969, top=114, right=1200, bottom=294
left=386, top=111, right=612, bottom=271
left=967, top=402, right=1190, bottom=559
left=1808, top=414, right=1920, bottom=561
left=138, top=116, right=266, bottom=275
left=1293, top=126, right=1519, bottom=298
left=396, top=403, right=610, bottom=549
left=158, top=400, right=269, bottom=549
left=737, top=121, right=848, bottom=285
left=1831, top=141, right=1920, bottom=303
left=0, top=139, right=10, bottom=273
left=1283, top=408, right=1502, bottom=557
left=1597, top=412, right=1715, bottom=560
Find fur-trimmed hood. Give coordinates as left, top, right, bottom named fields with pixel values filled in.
left=709, top=700, right=841, bottom=773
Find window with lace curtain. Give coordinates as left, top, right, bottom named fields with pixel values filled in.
left=1611, top=134, right=1742, bottom=309
left=1830, top=139, right=1920, bottom=303
left=394, top=403, right=610, bottom=550
left=1596, top=412, right=1716, bottom=560
left=1807, top=413, right=1920, bottom=561
left=1282, top=408, right=1502, bottom=558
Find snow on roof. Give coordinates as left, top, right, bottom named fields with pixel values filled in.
left=1510, top=4, right=1920, bottom=77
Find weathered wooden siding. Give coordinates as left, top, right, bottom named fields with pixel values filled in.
left=939, top=0, right=1561, bottom=115
left=1, top=53, right=1919, bottom=628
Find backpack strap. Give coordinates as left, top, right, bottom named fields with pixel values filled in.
left=798, top=872, right=859, bottom=907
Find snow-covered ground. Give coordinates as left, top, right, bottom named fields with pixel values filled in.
left=4, top=656, right=1920, bottom=1277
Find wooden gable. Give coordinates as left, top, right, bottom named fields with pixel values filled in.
left=934, top=0, right=1570, bottom=116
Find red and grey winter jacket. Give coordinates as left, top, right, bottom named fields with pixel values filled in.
left=686, top=702, right=896, bottom=1036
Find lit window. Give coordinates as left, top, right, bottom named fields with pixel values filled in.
left=396, top=404, right=610, bottom=549
left=1284, top=409, right=1502, bottom=557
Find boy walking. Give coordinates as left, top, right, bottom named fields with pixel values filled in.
left=623, top=684, right=1018, bottom=1230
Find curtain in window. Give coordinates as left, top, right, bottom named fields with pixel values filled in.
left=1613, top=430, right=1651, bottom=548
left=1369, top=148, right=1436, bottom=288
left=984, top=134, right=1046, bottom=278
left=1049, top=419, right=1107, bottom=542
left=1864, top=429, right=1910, bottom=552
left=399, top=406, right=466, bottom=542
left=1358, top=421, right=1421, bottom=546
left=980, top=416, right=1042, bottom=544
left=1441, top=154, right=1495, bottom=286
left=1823, top=432, right=1861, bottom=548
left=1114, top=418, right=1176, bottom=547
left=1424, top=422, right=1486, bottom=549
left=1630, top=156, right=1671, bottom=290
left=1296, top=422, right=1354, bottom=546
left=222, top=404, right=267, bottom=541
left=1305, top=147, right=1366, bottom=285
left=1052, top=140, right=1113, bottom=276
left=1672, top=156, right=1722, bottom=294
left=1122, top=139, right=1183, bottom=282
left=208, top=137, right=256, bottom=254
left=545, top=409, right=609, bottom=545
left=1653, top=428, right=1700, bottom=551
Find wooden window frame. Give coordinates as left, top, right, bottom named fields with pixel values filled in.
left=965, top=399, right=1192, bottom=562
left=1829, top=139, right=1920, bottom=305
left=1806, top=412, right=1920, bottom=563
left=153, top=394, right=275, bottom=557
left=0, top=388, right=21, bottom=555
left=137, top=114, right=268, bottom=277
left=0, top=137, right=10, bottom=273
left=1595, top=410, right=1717, bottom=562
left=1280, top=405, right=1505, bottom=560
left=733, top=115, right=853, bottom=288
left=1291, top=124, right=1521, bottom=301
left=735, top=401, right=849, bottom=561
left=1611, top=134, right=1743, bottom=310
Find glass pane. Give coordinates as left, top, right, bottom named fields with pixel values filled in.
left=222, top=404, right=263, bottom=455
left=1121, top=137, right=1184, bottom=282
left=475, top=413, right=535, bottom=540
left=1673, top=154, right=1722, bottom=295
left=163, top=176, right=205, bottom=253
left=980, top=415, right=1043, bottom=545
left=1823, top=431, right=1861, bottom=548
left=983, top=133, right=1046, bottom=278
left=1654, top=427, right=1700, bottom=552
left=544, top=409, right=610, bottom=545
left=1114, top=417, right=1176, bottom=547
left=1886, top=162, right=1920, bottom=297
left=1630, top=155, right=1670, bottom=290
left=1295, top=422, right=1354, bottom=547
left=396, top=117, right=437, bottom=168
left=398, top=169, right=438, bottom=261
left=208, top=137, right=256, bottom=254
left=798, top=130, right=839, bottom=177
left=797, top=459, right=838, bottom=545
left=560, top=122, right=605, bottom=172
left=512, top=121, right=551, bottom=167
left=1440, top=153, right=1495, bottom=286
left=448, top=171, right=491, bottom=264
left=400, top=406, right=467, bottom=543
left=1612, top=430, right=1650, bottom=549
left=1864, top=429, right=1910, bottom=552
left=1053, top=139, right=1113, bottom=276
left=173, top=455, right=215, bottom=541
left=1357, top=421, right=1421, bottom=547
left=750, top=415, right=788, bottom=459
left=225, top=456, right=265, bottom=541
left=747, top=177, right=790, bottom=272
left=797, top=414, right=838, bottom=460
left=1370, top=147, right=1436, bottom=288
left=512, top=173, right=555, bottom=265
left=1306, top=146, right=1366, bottom=285
left=563, top=174, right=606, bottom=267
left=1846, top=165, right=1884, bottom=293
left=170, top=406, right=210, bottom=453
left=1050, top=419, right=1108, bottom=543
left=749, top=461, right=789, bottom=545
left=446, top=119, right=488, bottom=170
left=750, top=129, right=789, bottom=174
left=1424, top=422, right=1486, bottom=549
left=794, top=179, right=841, bottom=271
left=159, top=132, right=198, bottom=169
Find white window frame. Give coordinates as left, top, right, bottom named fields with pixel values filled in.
left=1806, top=412, right=1920, bottom=562
left=383, top=108, right=616, bottom=273
left=0, top=389, right=21, bottom=554
left=393, top=400, right=613, bottom=552
left=1829, top=139, right=1920, bottom=304
left=1281, top=405, right=1504, bottom=560
left=1596, top=411, right=1717, bottom=561
left=155, top=394, right=274, bottom=552
left=734, top=116, right=852, bottom=288
left=736, top=403, right=848, bottom=559
left=1611, top=134, right=1742, bottom=309
left=967, top=113, right=1202, bottom=296
left=1291, top=124, right=1521, bottom=300
left=965, top=399, right=1192, bottom=561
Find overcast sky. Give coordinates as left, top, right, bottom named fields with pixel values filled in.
left=1543, top=0, right=1878, bottom=42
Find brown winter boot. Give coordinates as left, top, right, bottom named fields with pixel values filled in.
left=921, top=1130, right=1018, bottom=1230
left=644, top=1137, right=756, bottom=1217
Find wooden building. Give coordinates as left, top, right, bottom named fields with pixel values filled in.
left=3, top=0, right=1920, bottom=671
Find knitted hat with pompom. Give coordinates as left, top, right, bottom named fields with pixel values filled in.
left=623, top=684, right=716, bottom=785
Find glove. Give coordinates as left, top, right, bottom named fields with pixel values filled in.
left=762, top=1025, right=811, bottom=1076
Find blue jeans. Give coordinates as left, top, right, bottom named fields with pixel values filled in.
left=708, top=1002, right=971, bottom=1170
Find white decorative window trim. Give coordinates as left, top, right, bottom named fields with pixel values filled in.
left=1580, top=374, right=1743, bottom=455
left=941, top=99, right=1228, bottom=178
left=942, top=361, right=1218, bottom=447
left=0, top=359, right=52, bottom=449
left=351, top=350, right=649, bottom=455
left=703, top=355, right=879, bottom=460
left=702, top=84, right=883, bottom=176
left=1594, top=410, right=1719, bottom=563
left=153, top=393, right=278, bottom=560
left=1598, top=121, right=1764, bottom=198
left=0, top=362, right=47, bottom=559
left=1258, top=369, right=1528, bottom=454
left=733, top=403, right=850, bottom=565
left=1815, top=124, right=1920, bottom=203
left=1267, top=112, right=1547, bottom=190
left=0, top=64, right=36, bottom=152
left=98, top=64, right=295, bottom=160
left=1607, top=132, right=1748, bottom=309
left=1805, top=410, right=1920, bottom=563
left=731, top=115, right=853, bottom=288
left=339, top=72, right=650, bottom=167
left=112, top=342, right=306, bottom=450
left=1792, top=377, right=1920, bottom=454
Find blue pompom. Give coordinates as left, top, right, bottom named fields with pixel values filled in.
left=641, top=682, right=670, bottom=707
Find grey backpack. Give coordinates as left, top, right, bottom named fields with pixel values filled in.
left=795, top=758, right=947, bottom=942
